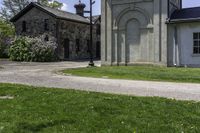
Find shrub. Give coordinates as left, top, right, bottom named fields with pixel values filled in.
left=9, top=37, right=31, bottom=61
left=9, top=34, right=58, bottom=62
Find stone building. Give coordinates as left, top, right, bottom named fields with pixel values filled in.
left=102, top=0, right=200, bottom=67
left=10, top=2, right=101, bottom=60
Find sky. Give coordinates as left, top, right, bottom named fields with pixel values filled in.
left=57, top=0, right=101, bottom=15
left=0, top=0, right=200, bottom=15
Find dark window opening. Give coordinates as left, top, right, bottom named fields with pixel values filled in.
left=193, top=33, right=200, bottom=54
left=44, top=19, right=49, bottom=31
left=64, top=39, right=70, bottom=59
left=96, top=24, right=101, bottom=35
left=22, top=21, right=26, bottom=32
left=45, top=35, right=49, bottom=41
left=96, top=41, right=101, bottom=58
left=76, top=39, right=80, bottom=53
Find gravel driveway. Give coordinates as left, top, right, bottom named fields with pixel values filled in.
left=0, top=60, right=200, bottom=101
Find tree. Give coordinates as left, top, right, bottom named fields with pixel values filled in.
left=0, top=0, right=30, bottom=21
left=0, top=19, right=14, bottom=37
left=0, top=18, right=15, bottom=57
left=48, top=1, right=63, bottom=9
left=39, top=0, right=63, bottom=9
left=0, top=0, right=63, bottom=21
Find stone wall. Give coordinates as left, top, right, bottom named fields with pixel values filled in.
left=13, top=7, right=101, bottom=61
left=14, top=7, right=57, bottom=38
left=57, top=20, right=99, bottom=60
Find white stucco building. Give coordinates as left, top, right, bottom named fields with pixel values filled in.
left=101, top=0, right=200, bottom=67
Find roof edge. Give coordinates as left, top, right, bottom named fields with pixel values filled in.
left=168, top=17, right=200, bottom=24
left=10, top=2, right=90, bottom=24
left=10, top=2, right=59, bottom=22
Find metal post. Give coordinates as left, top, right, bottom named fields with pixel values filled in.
left=88, top=0, right=95, bottom=66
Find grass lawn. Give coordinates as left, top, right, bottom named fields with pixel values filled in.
left=1, top=84, right=200, bottom=132
left=63, top=66, right=200, bottom=83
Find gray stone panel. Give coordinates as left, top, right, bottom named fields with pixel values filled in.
left=102, top=0, right=181, bottom=66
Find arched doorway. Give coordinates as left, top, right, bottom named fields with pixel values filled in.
left=116, top=8, right=151, bottom=65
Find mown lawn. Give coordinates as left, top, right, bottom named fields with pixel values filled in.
left=0, top=84, right=200, bottom=132
left=63, top=66, right=200, bottom=83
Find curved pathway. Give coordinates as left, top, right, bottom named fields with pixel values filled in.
left=0, top=60, right=200, bottom=101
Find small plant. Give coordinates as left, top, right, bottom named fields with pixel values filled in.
left=9, top=34, right=58, bottom=62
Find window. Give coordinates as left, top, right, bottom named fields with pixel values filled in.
left=44, top=35, right=49, bottom=41
left=44, top=19, right=49, bottom=31
left=76, top=39, right=80, bottom=53
left=22, top=21, right=26, bottom=32
left=96, top=24, right=100, bottom=35
left=193, top=33, right=200, bottom=54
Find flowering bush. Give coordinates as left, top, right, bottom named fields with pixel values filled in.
left=9, top=34, right=58, bottom=62
left=9, top=37, right=31, bottom=61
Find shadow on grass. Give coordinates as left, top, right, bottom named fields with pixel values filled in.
left=15, top=119, right=76, bottom=132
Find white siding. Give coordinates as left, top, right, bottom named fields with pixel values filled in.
left=178, top=23, right=200, bottom=67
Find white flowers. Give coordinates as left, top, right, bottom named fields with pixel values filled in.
left=9, top=34, right=58, bottom=62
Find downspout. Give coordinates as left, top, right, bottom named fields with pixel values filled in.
left=159, top=0, right=162, bottom=62
left=174, top=26, right=177, bottom=66
left=174, top=25, right=180, bottom=67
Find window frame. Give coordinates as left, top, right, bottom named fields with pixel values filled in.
left=76, top=39, right=80, bottom=53
left=44, top=19, right=49, bottom=31
left=44, top=35, right=49, bottom=41
left=96, top=24, right=101, bottom=35
left=193, top=32, right=200, bottom=54
left=22, top=21, right=27, bottom=32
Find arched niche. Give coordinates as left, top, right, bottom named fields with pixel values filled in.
left=115, top=7, right=152, bottom=29
left=125, top=19, right=140, bottom=63
left=114, top=8, right=152, bottom=64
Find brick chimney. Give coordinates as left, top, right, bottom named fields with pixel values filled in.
left=74, top=0, right=86, bottom=17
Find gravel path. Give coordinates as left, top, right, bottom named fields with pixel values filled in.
left=0, top=60, right=200, bottom=101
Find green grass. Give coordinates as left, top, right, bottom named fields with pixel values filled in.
left=1, top=83, right=200, bottom=132
left=63, top=66, right=200, bottom=83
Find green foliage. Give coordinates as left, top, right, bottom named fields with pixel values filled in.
left=9, top=35, right=58, bottom=62
left=0, top=19, right=15, bottom=37
left=0, top=19, right=15, bottom=58
left=0, top=0, right=29, bottom=20
left=0, top=83, right=200, bottom=132
left=9, top=37, right=31, bottom=61
left=40, top=0, right=63, bottom=9
left=63, top=66, right=200, bottom=83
